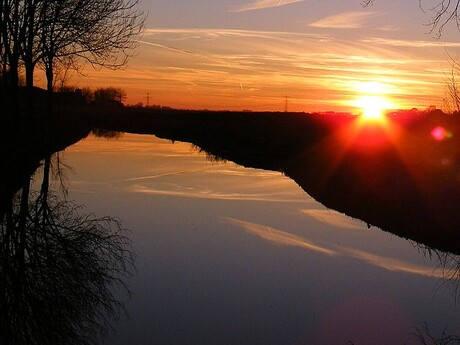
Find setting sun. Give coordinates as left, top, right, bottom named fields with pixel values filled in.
left=353, top=95, right=393, bottom=122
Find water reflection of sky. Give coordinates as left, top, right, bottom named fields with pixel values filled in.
left=63, top=133, right=460, bottom=345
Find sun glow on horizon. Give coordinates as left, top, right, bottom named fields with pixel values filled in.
left=348, top=81, right=396, bottom=123
left=353, top=95, right=393, bottom=122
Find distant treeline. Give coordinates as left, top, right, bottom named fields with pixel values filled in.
left=57, top=86, right=127, bottom=106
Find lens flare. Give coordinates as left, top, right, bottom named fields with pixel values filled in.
left=431, top=126, right=453, bottom=141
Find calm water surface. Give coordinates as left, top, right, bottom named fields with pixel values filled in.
left=61, top=133, right=460, bottom=345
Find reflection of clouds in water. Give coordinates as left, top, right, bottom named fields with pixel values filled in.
left=68, top=134, right=207, bottom=156
left=301, top=209, right=365, bottom=230
left=67, top=181, right=98, bottom=194
left=338, top=247, right=445, bottom=279
left=122, top=168, right=210, bottom=182
left=127, top=165, right=311, bottom=203
left=68, top=136, right=311, bottom=204
left=224, top=217, right=336, bottom=256
left=130, top=184, right=311, bottom=203
left=121, top=166, right=280, bottom=182
left=206, top=168, right=282, bottom=178
left=225, top=217, right=447, bottom=279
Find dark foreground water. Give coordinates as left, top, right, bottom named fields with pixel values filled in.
left=58, top=133, right=460, bottom=344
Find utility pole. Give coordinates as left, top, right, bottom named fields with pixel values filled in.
left=284, top=96, right=289, bottom=112
left=146, top=92, right=150, bottom=107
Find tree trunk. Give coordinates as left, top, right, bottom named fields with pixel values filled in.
left=25, top=62, right=34, bottom=116
left=39, top=156, right=51, bottom=219
left=46, top=60, right=54, bottom=117
left=7, top=57, right=20, bottom=121
left=17, top=178, right=30, bottom=278
left=25, top=0, right=36, bottom=118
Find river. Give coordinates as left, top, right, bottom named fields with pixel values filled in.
left=56, top=132, right=460, bottom=345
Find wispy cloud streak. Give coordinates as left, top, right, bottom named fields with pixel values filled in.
left=362, top=37, right=460, bottom=48
left=139, top=40, right=197, bottom=56
left=309, top=11, right=378, bottom=29
left=85, top=27, right=448, bottom=110
left=231, top=0, right=306, bottom=13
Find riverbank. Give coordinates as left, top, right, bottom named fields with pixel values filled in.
left=0, top=107, right=92, bottom=207
left=92, top=106, right=460, bottom=254
left=4, top=105, right=460, bottom=253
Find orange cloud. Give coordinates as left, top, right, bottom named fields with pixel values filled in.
left=60, top=27, right=447, bottom=111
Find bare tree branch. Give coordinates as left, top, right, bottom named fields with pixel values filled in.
left=363, top=0, right=460, bottom=37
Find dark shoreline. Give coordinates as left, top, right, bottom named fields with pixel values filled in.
left=0, top=107, right=92, bottom=211
left=93, top=106, right=460, bottom=255
left=4, top=106, right=460, bottom=254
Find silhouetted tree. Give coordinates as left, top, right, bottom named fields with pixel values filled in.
left=38, top=0, right=144, bottom=111
left=94, top=87, right=127, bottom=104
left=0, top=0, right=46, bottom=90
left=0, top=0, right=24, bottom=87
left=0, top=0, right=29, bottom=117
left=80, top=87, right=94, bottom=103
left=443, top=53, right=460, bottom=113
left=0, top=0, right=144, bottom=113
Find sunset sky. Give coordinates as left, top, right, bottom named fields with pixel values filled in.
left=57, top=0, right=460, bottom=112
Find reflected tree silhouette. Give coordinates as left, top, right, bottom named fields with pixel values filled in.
left=91, top=129, right=124, bottom=140
left=416, top=242, right=460, bottom=302
left=412, top=322, right=460, bottom=345
left=191, top=144, right=228, bottom=164
left=0, top=153, right=134, bottom=345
